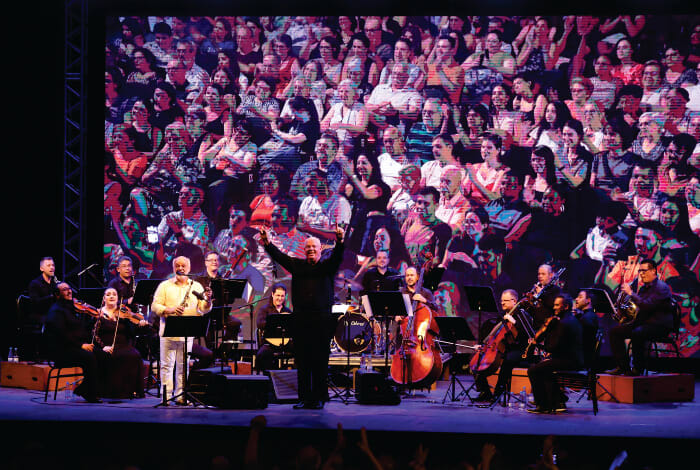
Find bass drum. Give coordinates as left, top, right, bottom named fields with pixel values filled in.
left=334, top=313, right=373, bottom=354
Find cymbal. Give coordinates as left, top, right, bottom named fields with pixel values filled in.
left=334, top=276, right=363, bottom=291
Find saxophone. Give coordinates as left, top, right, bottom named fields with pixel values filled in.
left=178, top=279, right=194, bottom=312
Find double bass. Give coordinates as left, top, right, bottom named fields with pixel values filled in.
left=390, top=263, right=442, bottom=388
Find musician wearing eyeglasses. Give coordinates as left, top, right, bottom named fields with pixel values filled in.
left=44, top=283, right=106, bottom=403
left=607, top=258, right=674, bottom=376
left=107, top=256, right=136, bottom=307
left=151, top=256, right=212, bottom=404
left=473, top=289, right=534, bottom=403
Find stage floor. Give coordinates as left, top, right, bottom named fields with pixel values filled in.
left=3, top=373, right=699, bottom=469
left=2, top=373, right=698, bottom=440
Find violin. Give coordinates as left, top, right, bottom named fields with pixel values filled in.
left=522, top=315, right=558, bottom=359
left=73, top=299, right=100, bottom=317
left=116, top=304, right=146, bottom=325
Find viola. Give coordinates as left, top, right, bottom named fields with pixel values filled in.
left=73, top=299, right=100, bottom=317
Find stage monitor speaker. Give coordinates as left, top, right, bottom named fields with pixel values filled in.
left=355, top=369, right=400, bottom=405
left=268, top=369, right=298, bottom=402
left=190, top=371, right=269, bottom=409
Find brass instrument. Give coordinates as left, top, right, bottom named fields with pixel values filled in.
left=612, top=285, right=639, bottom=325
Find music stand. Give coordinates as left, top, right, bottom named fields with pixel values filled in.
left=363, top=291, right=410, bottom=372
left=463, top=286, right=499, bottom=343
left=262, top=314, right=293, bottom=369
left=211, top=279, right=246, bottom=370
left=434, top=317, right=475, bottom=403
left=132, top=279, right=164, bottom=397
left=154, top=315, right=210, bottom=408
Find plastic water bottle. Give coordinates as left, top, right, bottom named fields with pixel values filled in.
left=64, top=380, right=76, bottom=400
left=360, top=353, right=367, bottom=370
left=519, top=387, right=527, bottom=409
left=366, top=354, right=372, bottom=371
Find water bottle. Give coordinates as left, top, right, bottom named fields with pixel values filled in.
left=519, top=387, right=527, bottom=409
left=366, top=354, right=372, bottom=371
left=360, top=353, right=367, bottom=370
left=64, top=380, right=76, bottom=400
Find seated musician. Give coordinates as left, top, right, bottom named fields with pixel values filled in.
left=360, top=249, right=401, bottom=294
left=527, top=264, right=562, bottom=328
left=392, top=266, right=438, bottom=353
left=400, top=266, right=437, bottom=311
left=472, top=289, right=533, bottom=403
left=94, top=287, right=150, bottom=398
left=255, top=283, right=292, bottom=372
left=44, top=283, right=106, bottom=403
left=107, top=255, right=136, bottom=307
left=573, top=289, right=600, bottom=369
left=607, top=258, right=674, bottom=376
left=24, top=256, right=58, bottom=360
left=195, top=251, right=235, bottom=369
left=527, top=294, right=584, bottom=414
left=27, top=256, right=58, bottom=321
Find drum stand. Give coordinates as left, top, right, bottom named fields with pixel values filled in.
left=328, top=311, right=352, bottom=404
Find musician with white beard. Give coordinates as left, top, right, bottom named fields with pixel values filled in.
left=151, top=256, right=212, bottom=404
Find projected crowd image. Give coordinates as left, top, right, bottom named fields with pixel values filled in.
left=104, top=15, right=700, bottom=357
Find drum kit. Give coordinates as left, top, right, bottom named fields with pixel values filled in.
left=330, top=304, right=390, bottom=358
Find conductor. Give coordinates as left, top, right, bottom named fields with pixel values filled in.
left=259, top=223, right=345, bottom=410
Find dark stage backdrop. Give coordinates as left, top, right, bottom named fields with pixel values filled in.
left=102, top=13, right=699, bottom=357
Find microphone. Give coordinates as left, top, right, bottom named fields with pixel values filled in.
left=192, top=290, right=207, bottom=301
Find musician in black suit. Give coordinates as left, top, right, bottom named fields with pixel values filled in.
left=259, top=225, right=345, bottom=410
left=607, top=258, right=674, bottom=376
left=527, top=294, right=583, bottom=414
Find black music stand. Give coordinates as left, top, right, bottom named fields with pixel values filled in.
left=154, top=315, right=210, bottom=408
left=132, top=279, right=163, bottom=397
left=435, top=317, right=475, bottom=403
left=364, top=291, right=409, bottom=372
left=262, top=314, right=293, bottom=368
left=463, top=286, right=499, bottom=343
left=211, top=279, right=246, bottom=371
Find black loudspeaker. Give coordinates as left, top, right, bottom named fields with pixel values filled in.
left=190, top=371, right=270, bottom=409
left=355, top=369, right=400, bottom=405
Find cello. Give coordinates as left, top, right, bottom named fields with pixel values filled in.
left=390, top=261, right=442, bottom=388
left=468, top=299, right=525, bottom=376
